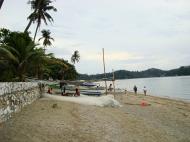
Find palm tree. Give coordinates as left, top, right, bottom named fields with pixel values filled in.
left=29, top=48, right=46, bottom=79
left=71, top=50, right=80, bottom=64
left=24, top=0, right=40, bottom=33
left=24, top=0, right=57, bottom=41
left=0, top=0, right=4, bottom=9
left=0, top=31, right=37, bottom=81
left=38, top=29, right=54, bottom=52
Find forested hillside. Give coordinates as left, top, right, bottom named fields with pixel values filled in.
left=78, top=66, right=190, bottom=80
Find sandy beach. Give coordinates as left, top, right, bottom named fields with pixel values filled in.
left=0, top=92, right=190, bottom=142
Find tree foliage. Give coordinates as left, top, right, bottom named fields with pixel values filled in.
left=0, top=28, right=78, bottom=81
left=39, top=29, right=54, bottom=51
left=0, top=29, right=37, bottom=81
left=78, top=67, right=190, bottom=80
left=71, top=50, right=80, bottom=64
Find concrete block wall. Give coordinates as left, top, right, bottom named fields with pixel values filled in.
left=0, top=82, right=42, bottom=123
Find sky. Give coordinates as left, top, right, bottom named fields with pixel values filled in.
left=0, top=0, right=190, bottom=74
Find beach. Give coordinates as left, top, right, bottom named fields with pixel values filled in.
left=0, top=92, right=190, bottom=142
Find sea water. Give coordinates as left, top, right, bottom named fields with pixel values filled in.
left=98, top=76, right=190, bottom=101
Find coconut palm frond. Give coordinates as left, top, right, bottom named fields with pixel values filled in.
left=0, top=46, right=19, bottom=63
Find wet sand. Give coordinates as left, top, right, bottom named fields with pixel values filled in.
left=0, top=92, right=190, bottom=142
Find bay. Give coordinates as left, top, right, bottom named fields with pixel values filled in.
left=98, top=76, right=190, bottom=101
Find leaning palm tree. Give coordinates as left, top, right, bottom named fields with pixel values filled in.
left=71, top=50, right=80, bottom=64
left=24, top=0, right=57, bottom=41
left=38, top=29, right=54, bottom=52
left=24, top=0, right=40, bottom=33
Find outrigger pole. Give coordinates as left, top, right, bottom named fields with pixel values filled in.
left=102, top=48, right=108, bottom=95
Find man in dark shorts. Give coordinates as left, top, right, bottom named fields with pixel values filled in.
left=133, top=85, right=137, bottom=94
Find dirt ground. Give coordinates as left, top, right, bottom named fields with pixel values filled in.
left=0, top=92, right=190, bottom=142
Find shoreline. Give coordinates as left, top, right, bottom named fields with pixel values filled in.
left=97, top=75, right=190, bottom=101
left=123, top=90, right=190, bottom=103
left=108, top=86, right=190, bottom=103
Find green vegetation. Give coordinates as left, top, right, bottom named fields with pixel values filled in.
left=48, top=83, right=59, bottom=89
left=0, top=29, right=38, bottom=81
left=0, top=28, right=78, bottom=81
left=78, top=67, right=190, bottom=80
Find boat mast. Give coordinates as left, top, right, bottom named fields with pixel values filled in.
left=112, top=69, right=116, bottom=98
left=102, top=48, right=108, bottom=95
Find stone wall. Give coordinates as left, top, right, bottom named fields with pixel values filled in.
left=0, top=82, right=42, bottom=123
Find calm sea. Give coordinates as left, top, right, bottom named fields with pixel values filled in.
left=98, top=76, right=190, bottom=101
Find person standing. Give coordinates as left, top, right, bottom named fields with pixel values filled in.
left=60, top=82, right=63, bottom=93
left=143, top=86, right=147, bottom=96
left=75, top=86, right=80, bottom=96
left=47, top=87, right=52, bottom=94
left=108, top=84, right=113, bottom=92
left=62, top=83, right=66, bottom=93
left=133, top=85, right=137, bottom=94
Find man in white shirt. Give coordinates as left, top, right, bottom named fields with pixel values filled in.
left=143, top=86, right=147, bottom=96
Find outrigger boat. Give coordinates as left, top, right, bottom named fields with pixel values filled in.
left=59, top=80, right=103, bottom=96
left=80, top=90, right=102, bottom=96
left=81, top=82, right=97, bottom=87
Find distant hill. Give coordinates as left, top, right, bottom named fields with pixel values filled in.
left=78, top=66, right=190, bottom=80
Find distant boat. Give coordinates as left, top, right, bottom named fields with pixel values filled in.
left=81, top=82, right=97, bottom=87
left=80, top=90, right=102, bottom=96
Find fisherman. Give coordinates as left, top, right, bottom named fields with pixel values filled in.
left=61, top=83, right=66, bottom=94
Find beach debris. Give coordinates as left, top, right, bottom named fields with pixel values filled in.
left=52, top=103, right=58, bottom=108
left=182, top=113, right=188, bottom=117
left=140, top=101, right=151, bottom=107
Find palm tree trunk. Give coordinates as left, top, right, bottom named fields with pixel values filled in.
left=24, top=19, right=33, bottom=33
left=0, top=0, right=4, bottom=9
left=60, top=69, right=64, bottom=80
left=19, top=74, right=25, bottom=82
left=35, top=65, right=39, bottom=79
left=18, top=69, right=24, bottom=81
left=33, top=22, right=40, bottom=42
left=18, top=65, right=26, bottom=81
left=44, top=46, right=46, bottom=54
left=37, top=65, right=43, bottom=80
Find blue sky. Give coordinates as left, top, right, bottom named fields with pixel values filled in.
left=1, top=0, right=190, bottom=74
